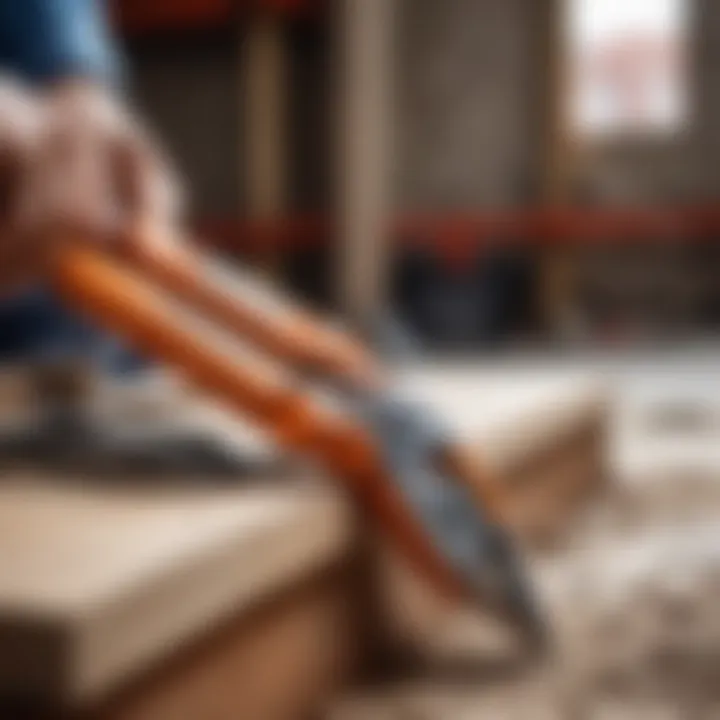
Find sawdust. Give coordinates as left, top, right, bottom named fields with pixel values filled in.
left=333, top=473, right=720, bottom=719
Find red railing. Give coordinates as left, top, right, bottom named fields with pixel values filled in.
left=114, top=0, right=322, bottom=35
left=197, top=205, right=720, bottom=265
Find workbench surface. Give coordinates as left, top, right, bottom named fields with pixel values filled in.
left=0, top=365, right=607, bottom=709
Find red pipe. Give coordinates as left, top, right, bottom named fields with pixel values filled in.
left=114, top=0, right=322, bottom=35
left=196, top=205, right=720, bottom=269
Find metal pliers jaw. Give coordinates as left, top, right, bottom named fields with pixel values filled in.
left=358, top=390, right=547, bottom=652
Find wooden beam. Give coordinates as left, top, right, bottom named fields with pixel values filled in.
left=334, top=0, right=394, bottom=325
left=538, top=0, right=581, bottom=340
left=242, top=12, right=289, bottom=273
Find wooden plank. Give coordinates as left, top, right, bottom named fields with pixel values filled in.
left=0, top=481, right=352, bottom=708
left=88, top=561, right=362, bottom=720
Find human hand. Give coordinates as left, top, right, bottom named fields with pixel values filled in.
left=0, top=80, right=184, bottom=292
left=34, top=81, right=184, bottom=244
left=0, top=77, right=45, bottom=289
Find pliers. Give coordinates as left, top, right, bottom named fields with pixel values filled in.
left=49, top=230, right=547, bottom=650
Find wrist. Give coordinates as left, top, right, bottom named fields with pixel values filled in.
left=44, top=78, right=110, bottom=104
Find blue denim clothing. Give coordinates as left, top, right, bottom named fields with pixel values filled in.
left=0, top=0, right=120, bottom=85
left=0, top=287, right=144, bottom=371
left=0, top=1, right=142, bottom=370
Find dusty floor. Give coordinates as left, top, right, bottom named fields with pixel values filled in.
left=332, top=353, right=720, bottom=719
left=4, top=355, right=720, bottom=717
left=333, top=477, right=720, bottom=718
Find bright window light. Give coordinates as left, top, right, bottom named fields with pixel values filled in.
left=567, top=0, right=690, bottom=138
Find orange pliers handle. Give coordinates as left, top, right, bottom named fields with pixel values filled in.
left=51, top=241, right=468, bottom=601
left=121, top=231, right=507, bottom=520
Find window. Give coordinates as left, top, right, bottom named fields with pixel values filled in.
left=567, top=0, right=690, bottom=138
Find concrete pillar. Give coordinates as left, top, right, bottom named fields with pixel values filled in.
left=335, top=0, right=394, bottom=325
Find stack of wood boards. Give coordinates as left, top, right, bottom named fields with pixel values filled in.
left=0, top=364, right=609, bottom=718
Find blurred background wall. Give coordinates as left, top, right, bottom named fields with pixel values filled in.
left=111, top=0, right=720, bottom=349
left=120, top=0, right=720, bottom=211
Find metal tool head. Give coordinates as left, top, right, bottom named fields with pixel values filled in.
left=358, top=390, right=548, bottom=652
left=472, top=521, right=548, bottom=653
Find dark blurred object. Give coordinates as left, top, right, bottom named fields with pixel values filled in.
left=393, top=240, right=536, bottom=350
left=282, top=243, right=334, bottom=308
left=197, top=204, right=720, bottom=349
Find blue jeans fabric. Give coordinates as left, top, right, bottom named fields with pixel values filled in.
left=0, top=287, right=145, bottom=373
